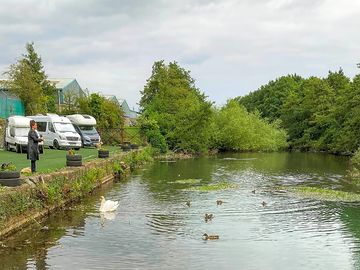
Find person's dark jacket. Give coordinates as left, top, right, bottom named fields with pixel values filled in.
left=27, top=129, right=41, bottom=161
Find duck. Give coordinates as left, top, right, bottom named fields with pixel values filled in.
left=186, top=201, right=191, bottom=207
left=216, top=200, right=223, bottom=205
left=202, top=233, right=219, bottom=240
left=251, top=189, right=256, bottom=194
left=99, top=196, right=119, bottom=212
left=204, top=213, right=214, bottom=222
left=262, top=201, right=267, bottom=207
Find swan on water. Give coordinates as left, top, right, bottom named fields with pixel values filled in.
left=99, top=196, right=119, bottom=212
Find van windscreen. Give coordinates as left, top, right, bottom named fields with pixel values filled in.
left=54, top=122, right=76, bottom=133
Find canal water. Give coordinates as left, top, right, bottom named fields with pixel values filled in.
left=1, top=152, right=360, bottom=270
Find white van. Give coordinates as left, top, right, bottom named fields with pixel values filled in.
left=5, top=115, right=44, bottom=153
left=66, top=114, right=101, bottom=147
left=28, top=114, right=81, bottom=150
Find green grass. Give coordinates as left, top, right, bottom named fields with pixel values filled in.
left=0, top=146, right=121, bottom=173
left=285, top=186, right=360, bottom=202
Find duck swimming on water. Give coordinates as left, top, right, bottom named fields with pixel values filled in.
left=202, top=233, right=219, bottom=240
left=204, top=213, right=214, bottom=222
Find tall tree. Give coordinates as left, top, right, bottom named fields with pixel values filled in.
left=4, top=42, right=56, bottom=114
left=22, top=42, right=57, bottom=112
left=140, top=61, right=213, bottom=152
left=5, top=59, right=46, bottom=115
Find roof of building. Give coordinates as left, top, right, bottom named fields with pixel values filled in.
left=104, top=95, right=139, bottom=118
left=49, top=78, right=77, bottom=89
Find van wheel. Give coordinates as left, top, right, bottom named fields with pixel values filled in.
left=5, top=142, right=11, bottom=151
left=16, top=144, right=21, bottom=153
left=53, top=140, right=60, bottom=150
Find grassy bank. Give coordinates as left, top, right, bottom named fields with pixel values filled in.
left=0, top=147, right=154, bottom=239
left=0, top=146, right=120, bottom=173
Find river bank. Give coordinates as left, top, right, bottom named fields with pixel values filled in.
left=0, top=147, right=153, bottom=240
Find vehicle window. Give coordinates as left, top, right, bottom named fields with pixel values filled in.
left=53, top=122, right=76, bottom=133
left=15, top=127, right=29, bottom=137
left=79, top=126, right=97, bottom=134
left=10, top=127, right=15, bottom=137
left=48, top=122, right=55, bottom=133
left=37, top=122, right=47, bottom=132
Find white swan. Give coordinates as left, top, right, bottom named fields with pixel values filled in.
left=99, top=196, right=119, bottom=212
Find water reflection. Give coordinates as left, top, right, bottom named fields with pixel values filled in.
left=1, top=152, right=359, bottom=270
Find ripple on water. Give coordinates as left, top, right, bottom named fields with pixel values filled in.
left=2, top=153, right=359, bottom=270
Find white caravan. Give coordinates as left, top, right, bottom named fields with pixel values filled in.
left=28, top=114, right=81, bottom=150
left=66, top=114, right=101, bottom=147
left=5, top=115, right=44, bottom=153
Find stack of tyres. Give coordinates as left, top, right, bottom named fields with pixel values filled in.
left=0, top=171, right=21, bottom=186
left=66, top=154, right=82, bottom=167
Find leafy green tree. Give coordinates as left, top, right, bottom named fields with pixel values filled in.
left=237, top=75, right=303, bottom=122
left=4, top=59, right=47, bottom=115
left=214, top=100, right=287, bottom=151
left=78, top=93, right=124, bottom=129
left=4, top=42, right=56, bottom=114
left=140, top=61, right=213, bottom=153
left=281, top=77, right=335, bottom=150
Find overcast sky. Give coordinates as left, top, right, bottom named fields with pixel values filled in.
left=0, top=0, right=359, bottom=109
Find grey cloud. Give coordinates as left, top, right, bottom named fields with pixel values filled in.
left=1, top=0, right=360, bottom=108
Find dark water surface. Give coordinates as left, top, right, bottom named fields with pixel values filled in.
left=1, top=152, right=360, bottom=270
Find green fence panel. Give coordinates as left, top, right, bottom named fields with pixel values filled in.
left=0, top=91, right=25, bottom=118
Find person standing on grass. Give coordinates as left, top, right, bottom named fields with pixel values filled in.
left=27, top=120, right=43, bottom=173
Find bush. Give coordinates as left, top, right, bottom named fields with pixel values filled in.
left=146, top=130, right=168, bottom=154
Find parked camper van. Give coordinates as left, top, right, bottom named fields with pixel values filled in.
left=66, top=114, right=101, bottom=147
left=28, top=114, right=81, bottom=150
left=5, top=116, right=44, bottom=153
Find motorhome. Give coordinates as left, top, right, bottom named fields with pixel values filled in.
left=28, top=114, right=81, bottom=150
left=66, top=114, right=101, bottom=147
left=5, top=116, right=44, bottom=153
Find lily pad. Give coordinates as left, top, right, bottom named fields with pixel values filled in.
left=187, top=182, right=238, bottom=191
left=284, top=186, right=360, bottom=202
left=174, top=179, right=202, bottom=184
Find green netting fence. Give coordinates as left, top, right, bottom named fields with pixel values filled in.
left=97, top=127, right=143, bottom=146
left=0, top=90, right=25, bottom=119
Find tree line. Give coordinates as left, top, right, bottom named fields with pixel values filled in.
left=1, top=43, right=124, bottom=142
left=139, top=60, right=287, bottom=153
left=236, top=69, right=360, bottom=155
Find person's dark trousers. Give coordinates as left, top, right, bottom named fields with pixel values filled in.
left=31, top=160, right=36, bottom=173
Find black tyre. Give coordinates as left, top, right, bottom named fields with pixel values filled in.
left=39, top=146, right=44, bottom=154
left=5, top=142, right=11, bottom=151
left=66, top=160, right=82, bottom=167
left=16, top=144, right=21, bottom=153
left=98, top=150, right=109, bottom=158
left=66, top=155, right=82, bottom=161
left=121, top=144, right=131, bottom=151
left=0, top=171, right=20, bottom=179
left=0, top=178, right=22, bottom=187
left=74, top=148, right=80, bottom=151
left=130, top=144, right=139, bottom=149
left=53, top=140, right=60, bottom=150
